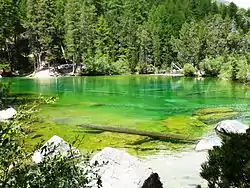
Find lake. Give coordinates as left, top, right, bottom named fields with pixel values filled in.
left=6, top=76, right=250, bottom=154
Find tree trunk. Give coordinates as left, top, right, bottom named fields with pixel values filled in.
left=38, top=53, right=42, bottom=70
left=79, top=124, right=198, bottom=143
left=61, top=45, right=67, bottom=61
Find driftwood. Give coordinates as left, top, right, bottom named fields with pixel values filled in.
left=79, top=124, right=198, bottom=143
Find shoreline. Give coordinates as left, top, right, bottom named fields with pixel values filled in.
left=145, top=148, right=207, bottom=188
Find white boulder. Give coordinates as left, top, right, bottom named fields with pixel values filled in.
left=195, top=134, right=222, bottom=152
left=0, top=107, right=17, bottom=121
left=215, top=120, right=249, bottom=135
left=89, top=147, right=162, bottom=188
left=32, top=135, right=81, bottom=164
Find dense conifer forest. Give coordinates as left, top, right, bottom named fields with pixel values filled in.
left=1, top=0, right=250, bottom=80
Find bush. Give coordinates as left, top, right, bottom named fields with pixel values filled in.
left=0, top=95, right=101, bottom=187
left=236, top=56, right=250, bottom=82
left=219, top=55, right=237, bottom=80
left=85, top=52, right=130, bottom=75
left=85, top=51, right=111, bottom=75
left=218, top=55, right=250, bottom=82
left=200, top=130, right=250, bottom=188
left=200, top=56, right=224, bottom=77
left=183, top=63, right=196, bottom=77
left=110, top=56, right=130, bottom=75
left=136, top=63, right=155, bottom=74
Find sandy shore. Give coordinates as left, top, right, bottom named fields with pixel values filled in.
left=26, top=69, right=59, bottom=78
left=145, top=148, right=208, bottom=188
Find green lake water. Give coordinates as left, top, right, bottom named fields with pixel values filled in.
left=6, top=76, right=250, bottom=154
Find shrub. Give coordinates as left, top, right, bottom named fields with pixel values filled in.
left=110, top=56, right=130, bottom=75
left=218, top=55, right=236, bottom=80
left=200, top=56, right=224, bottom=77
left=85, top=51, right=111, bottom=75
left=236, top=56, right=250, bottom=82
left=0, top=93, right=101, bottom=187
left=200, top=129, right=250, bottom=188
left=183, top=63, right=196, bottom=77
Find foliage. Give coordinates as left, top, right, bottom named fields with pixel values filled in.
left=1, top=0, right=250, bottom=78
left=0, top=89, right=101, bottom=187
left=218, top=55, right=247, bottom=81
left=200, top=56, right=224, bottom=76
left=0, top=82, right=11, bottom=109
left=85, top=51, right=112, bottom=75
left=171, top=21, right=206, bottom=68
left=236, top=56, right=250, bottom=82
left=183, top=63, right=196, bottom=77
left=64, top=0, right=82, bottom=65
left=200, top=129, right=250, bottom=188
left=0, top=117, right=100, bottom=187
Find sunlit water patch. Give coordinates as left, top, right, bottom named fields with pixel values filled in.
left=5, top=76, right=250, bottom=155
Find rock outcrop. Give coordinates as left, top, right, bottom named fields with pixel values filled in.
left=32, top=135, right=81, bottom=164
left=195, top=134, right=222, bottom=152
left=215, top=120, right=249, bottom=135
left=0, top=107, right=17, bottom=121
left=89, top=147, right=163, bottom=188
left=196, top=120, right=249, bottom=152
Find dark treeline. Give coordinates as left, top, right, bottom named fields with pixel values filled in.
left=1, top=0, right=250, bottom=79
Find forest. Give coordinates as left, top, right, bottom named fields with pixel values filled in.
left=1, top=0, right=250, bottom=80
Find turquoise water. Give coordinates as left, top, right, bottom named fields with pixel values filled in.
left=8, top=76, right=250, bottom=121
left=4, top=75, right=250, bottom=153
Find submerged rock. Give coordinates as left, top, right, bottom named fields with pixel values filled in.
left=215, top=120, right=249, bottom=135
left=195, top=134, right=222, bottom=152
left=89, top=147, right=162, bottom=188
left=0, top=107, right=17, bottom=121
left=32, top=135, right=81, bottom=164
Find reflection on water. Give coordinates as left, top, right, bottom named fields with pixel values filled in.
left=4, top=76, right=250, bottom=123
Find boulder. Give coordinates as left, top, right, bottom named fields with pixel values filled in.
left=89, top=147, right=163, bottom=188
left=141, top=173, right=163, bottom=188
left=32, top=135, right=81, bottom=164
left=0, top=107, right=17, bottom=121
left=195, top=134, right=222, bottom=152
left=215, top=120, right=249, bottom=135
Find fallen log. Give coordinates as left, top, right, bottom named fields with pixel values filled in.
left=78, top=124, right=198, bottom=143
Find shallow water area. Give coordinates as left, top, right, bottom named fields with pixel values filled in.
left=5, top=75, right=250, bottom=154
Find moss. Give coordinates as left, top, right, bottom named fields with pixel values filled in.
left=193, top=107, right=234, bottom=116
left=24, top=119, right=189, bottom=156
left=193, top=107, right=238, bottom=124
left=162, top=116, right=207, bottom=138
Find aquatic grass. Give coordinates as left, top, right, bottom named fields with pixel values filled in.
left=8, top=76, right=250, bottom=156
left=162, top=116, right=207, bottom=138
left=193, top=107, right=239, bottom=124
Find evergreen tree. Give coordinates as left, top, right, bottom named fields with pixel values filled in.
left=64, top=0, right=82, bottom=71
left=37, top=0, right=57, bottom=67
left=171, top=20, right=207, bottom=68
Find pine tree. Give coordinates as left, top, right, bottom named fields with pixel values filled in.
left=64, top=0, right=82, bottom=70
left=26, top=0, right=40, bottom=71
left=37, top=0, right=57, bottom=67
left=26, top=0, right=57, bottom=70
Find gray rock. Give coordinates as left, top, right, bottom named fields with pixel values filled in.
left=215, top=120, right=249, bottom=135
left=0, top=107, right=17, bottom=121
left=195, top=134, right=222, bottom=152
left=32, top=135, right=81, bottom=164
left=89, top=147, right=162, bottom=188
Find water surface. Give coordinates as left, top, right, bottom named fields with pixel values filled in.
left=6, top=76, right=250, bottom=153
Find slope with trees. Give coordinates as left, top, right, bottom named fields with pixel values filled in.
left=0, top=0, right=250, bottom=80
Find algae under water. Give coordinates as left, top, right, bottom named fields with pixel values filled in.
left=5, top=76, right=250, bottom=155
